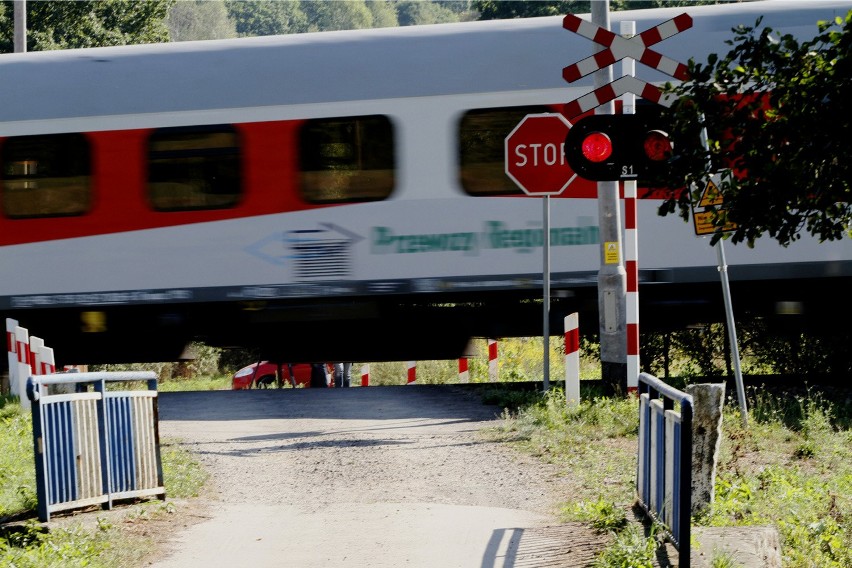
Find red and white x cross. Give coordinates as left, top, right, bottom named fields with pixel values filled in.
left=562, top=75, right=678, bottom=118
left=561, top=13, right=692, bottom=117
left=562, top=13, right=693, bottom=83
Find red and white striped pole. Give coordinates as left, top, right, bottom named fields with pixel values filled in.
left=14, top=325, right=30, bottom=409
left=30, top=336, right=44, bottom=376
left=406, top=361, right=416, bottom=384
left=625, top=178, right=640, bottom=393
left=458, top=357, right=469, bottom=383
left=564, top=313, right=581, bottom=406
left=6, top=318, right=18, bottom=398
left=15, top=326, right=30, bottom=373
left=31, top=336, right=62, bottom=394
left=488, top=339, right=498, bottom=382
left=44, top=346, right=59, bottom=393
left=360, top=364, right=370, bottom=387
left=622, top=20, right=640, bottom=393
left=41, top=346, right=56, bottom=375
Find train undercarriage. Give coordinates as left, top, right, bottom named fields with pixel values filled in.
left=5, top=272, right=849, bottom=368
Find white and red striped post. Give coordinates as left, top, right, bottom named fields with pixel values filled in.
left=36, top=343, right=61, bottom=394
left=6, top=318, right=18, bottom=398
left=360, top=364, right=370, bottom=387
left=406, top=361, right=416, bottom=384
left=32, top=336, right=53, bottom=397
left=625, top=196, right=640, bottom=393
left=488, top=339, right=498, bottom=382
left=41, top=346, right=56, bottom=375
left=622, top=20, right=640, bottom=394
left=14, top=325, right=31, bottom=409
left=6, top=318, right=18, bottom=395
left=458, top=358, right=469, bottom=383
left=30, top=336, right=45, bottom=376
left=564, top=313, right=581, bottom=406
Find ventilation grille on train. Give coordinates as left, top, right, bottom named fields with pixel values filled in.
left=287, top=229, right=350, bottom=281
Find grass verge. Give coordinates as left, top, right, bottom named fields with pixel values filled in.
left=483, top=384, right=852, bottom=568
left=4, top=375, right=850, bottom=567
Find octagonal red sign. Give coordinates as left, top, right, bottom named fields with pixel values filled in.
left=505, top=113, right=576, bottom=195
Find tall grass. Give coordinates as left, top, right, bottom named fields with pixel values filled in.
left=702, top=391, right=852, bottom=568
left=156, top=374, right=231, bottom=392
left=0, top=399, right=38, bottom=518
left=362, top=336, right=601, bottom=385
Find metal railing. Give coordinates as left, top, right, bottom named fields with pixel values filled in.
left=636, top=372, right=693, bottom=568
left=26, top=371, right=165, bottom=522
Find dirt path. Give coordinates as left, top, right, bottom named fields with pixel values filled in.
left=149, top=385, right=611, bottom=567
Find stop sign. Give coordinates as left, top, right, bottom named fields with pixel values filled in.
left=505, top=113, right=576, bottom=195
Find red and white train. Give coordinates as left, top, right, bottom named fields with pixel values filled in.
left=1, top=1, right=850, bottom=364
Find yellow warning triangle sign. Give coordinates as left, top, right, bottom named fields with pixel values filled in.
left=699, top=179, right=724, bottom=207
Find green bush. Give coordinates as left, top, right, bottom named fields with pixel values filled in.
left=0, top=400, right=36, bottom=519
left=570, top=497, right=628, bottom=532
left=592, top=524, right=656, bottom=568
left=91, top=341, right=223, bottom=384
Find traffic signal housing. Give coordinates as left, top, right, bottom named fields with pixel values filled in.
left=564, top=109, right=675, bottom=184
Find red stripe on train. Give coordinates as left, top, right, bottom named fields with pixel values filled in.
left=0, top=122, right=312, bottom=246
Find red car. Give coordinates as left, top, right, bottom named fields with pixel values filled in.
left=232, top=362, right=321, bottom=389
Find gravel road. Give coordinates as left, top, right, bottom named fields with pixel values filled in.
left=151, top=385, right=611, bottom=567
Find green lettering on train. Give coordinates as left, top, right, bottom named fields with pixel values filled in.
left=370, top=220, right=598, bottom=255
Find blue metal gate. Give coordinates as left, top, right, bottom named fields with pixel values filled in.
left=636, top=372, right=693, bottom=568
left=26, top=371, right=165, bottom=522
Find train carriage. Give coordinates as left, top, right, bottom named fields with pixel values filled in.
left=1, top=1, right=850, bottom=364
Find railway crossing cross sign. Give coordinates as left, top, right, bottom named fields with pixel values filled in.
left=561, top=13, right=692, bottom=117
left=504, top=113, right=577, bottom=196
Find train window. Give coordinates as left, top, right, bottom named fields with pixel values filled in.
left=1, top=133, right=91, bottom=218
left=299, top=115, right=394, bottom=203
left=458, top=105, right=550, bottom=195
left=147, top=125, right=241, bottom=211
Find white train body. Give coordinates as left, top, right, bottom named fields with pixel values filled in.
left=1, top=1, right=849, bottom=363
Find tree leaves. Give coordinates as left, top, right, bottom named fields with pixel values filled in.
left=662, top=10, right=852, bottom=247
left=0, top=0, right=172, bottom=52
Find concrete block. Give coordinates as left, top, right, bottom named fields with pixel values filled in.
left=692, top=526, right=782, bottom=568
left=686, top=383, right=725, bottom=516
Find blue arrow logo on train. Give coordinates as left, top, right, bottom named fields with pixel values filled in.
left=245, top=223, right=364, bottom=267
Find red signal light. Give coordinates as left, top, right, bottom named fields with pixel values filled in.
left=564, top=111, right=678, bottom=183
left=581, top=132, right=613, bottom=163
left=643, top=130, right=673, bottom=161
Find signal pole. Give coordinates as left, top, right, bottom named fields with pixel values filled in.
left=14, top=1, right=26, bottom=53
left=592, top=1, right=627, bottom=392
